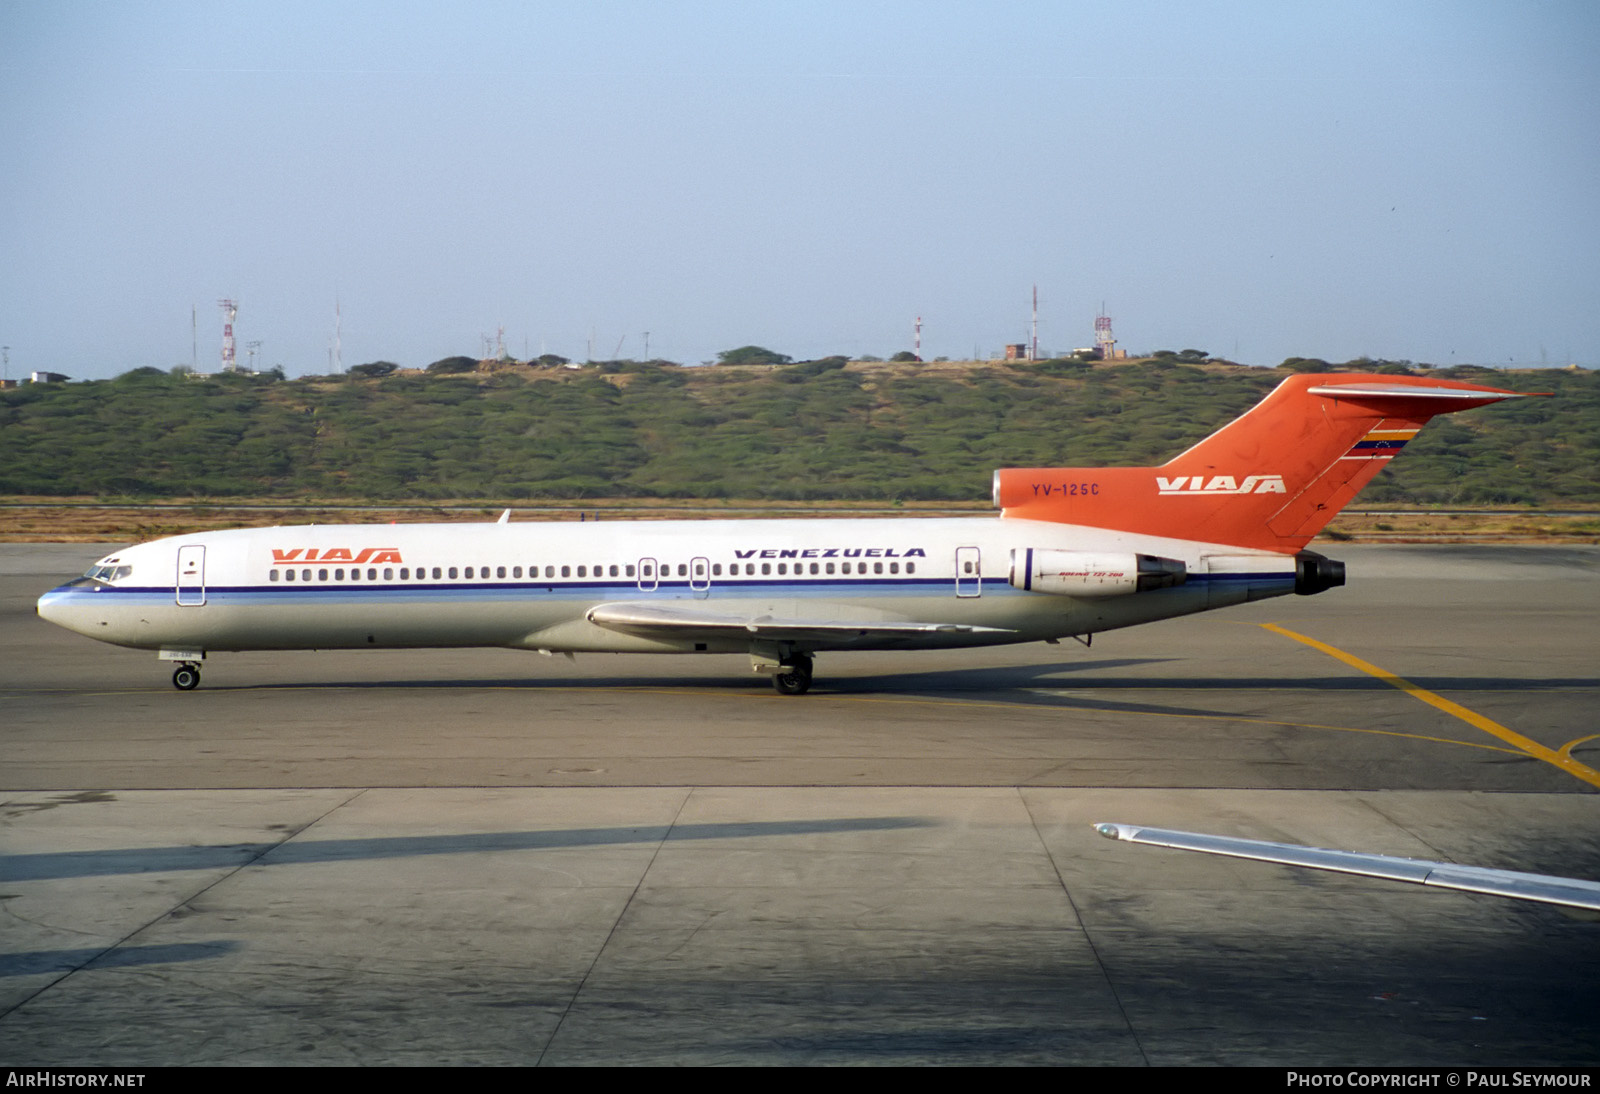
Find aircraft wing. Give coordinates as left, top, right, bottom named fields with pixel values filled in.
left=1094, top=822, right=1600, bottom=913
left=587, top=602, right=1015, bottom=644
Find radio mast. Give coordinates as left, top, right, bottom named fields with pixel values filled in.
left=218, top=299, right=238, bottom=371
left=1031, top=286, right=1038, bottom=361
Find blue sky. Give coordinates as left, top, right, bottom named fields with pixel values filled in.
left=3, top=1, right=1597, bottom=378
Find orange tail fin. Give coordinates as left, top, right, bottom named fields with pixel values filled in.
left=993, top=373, right=1535, bottom=553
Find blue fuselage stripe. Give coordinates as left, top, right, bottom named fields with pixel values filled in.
left=47, top=570, right=1291, bottom=605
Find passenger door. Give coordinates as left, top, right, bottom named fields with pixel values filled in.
left=176, top=545, right=206, bottom=606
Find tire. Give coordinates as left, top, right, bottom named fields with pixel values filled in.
left=172, top=665, right=200, bottom=691
left=771, top=654, right=813, bottom=696
left=772, top=670, right=805, bottom=695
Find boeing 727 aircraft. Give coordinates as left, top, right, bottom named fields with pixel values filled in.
left=36, top=373, right=1528, bottom=693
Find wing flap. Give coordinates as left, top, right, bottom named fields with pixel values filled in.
left=587, top=601, right=1014, bottom=644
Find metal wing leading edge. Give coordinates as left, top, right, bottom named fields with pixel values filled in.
left=1095, top=822, right=1600, bottom=913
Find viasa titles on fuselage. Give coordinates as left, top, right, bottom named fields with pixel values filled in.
left=37, top=373, right=1532, bottom=694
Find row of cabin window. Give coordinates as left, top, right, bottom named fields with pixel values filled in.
left=730, top=560, right=915, bottom=576
left=269, top=565, right=598, bottom=582
left=265, top=560, right=918, bottom=583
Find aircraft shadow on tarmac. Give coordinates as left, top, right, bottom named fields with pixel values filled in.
left=0, top=815, right=937, bottom=883
left=1, top=942, right=240, bottom=978
left=220, top=657, right=1177, bottom=694
left=212, top=658, right=1597, bottom=723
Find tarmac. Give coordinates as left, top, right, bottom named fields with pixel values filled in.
left=2, top=543, right=1597, bottom=1065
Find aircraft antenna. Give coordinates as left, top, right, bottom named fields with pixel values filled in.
left=218, top=298, right=238, bottom=372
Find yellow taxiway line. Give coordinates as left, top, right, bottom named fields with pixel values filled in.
left=1261, top=622, right=1600, bottom=790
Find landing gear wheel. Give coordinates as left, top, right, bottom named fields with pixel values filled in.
left=172, top=664, right=201, bottom=691
left=771, top=653, right=813, bottom=696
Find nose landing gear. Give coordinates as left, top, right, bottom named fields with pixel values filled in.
left=171, top=663, right=201, bottom=691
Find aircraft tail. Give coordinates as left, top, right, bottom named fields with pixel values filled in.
left=992, top=372, right=1534, bottom=553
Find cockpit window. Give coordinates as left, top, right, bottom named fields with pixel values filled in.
left=83, top=564, right=133, bottom=583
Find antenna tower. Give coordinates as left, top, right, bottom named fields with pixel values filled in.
left=1030, top=286, right=1038, bottom=361
left=218, top=299, right=238, bottom=371
left=915, top=316, right=922, bottom=360
left=1094, top=306, right=1116, bottom=361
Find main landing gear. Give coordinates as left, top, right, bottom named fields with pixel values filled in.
left=772, top=653, right=813, bottom=696
left=171, top=662, right=202, bottom=691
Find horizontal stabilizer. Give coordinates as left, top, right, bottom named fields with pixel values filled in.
left=1305, top=382, right=1543, bottom=405
left=1095, top=822, right=1600, bottom=912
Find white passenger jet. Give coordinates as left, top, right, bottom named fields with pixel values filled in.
left=36, top=373, right=1527, bottom=693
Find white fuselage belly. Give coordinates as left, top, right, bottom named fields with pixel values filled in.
left=38, top=516, right=1298, bottom=655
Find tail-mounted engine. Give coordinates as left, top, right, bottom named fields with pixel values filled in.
left=1010, top=549, right=1187, bottom=598
left=1294, top=550, right=1346, bottom=596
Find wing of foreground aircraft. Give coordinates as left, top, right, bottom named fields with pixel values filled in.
left=1095, top=822, right=1600, bottom=913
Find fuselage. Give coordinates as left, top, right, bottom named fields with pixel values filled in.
left=36, top=514, right=1300, bottom=657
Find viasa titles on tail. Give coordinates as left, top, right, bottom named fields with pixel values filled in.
left=37, top=373, right=1530, bottom=694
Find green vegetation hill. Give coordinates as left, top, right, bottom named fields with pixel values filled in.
left=2, top=359, right=1593, bottom=506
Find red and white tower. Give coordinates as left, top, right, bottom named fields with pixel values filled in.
left=218, top=299, right=238, bottom=372
left=1095, top=309, right=1116, bottom=360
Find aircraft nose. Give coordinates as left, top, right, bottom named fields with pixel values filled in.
left=37, top=584, right=95, bottom=636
